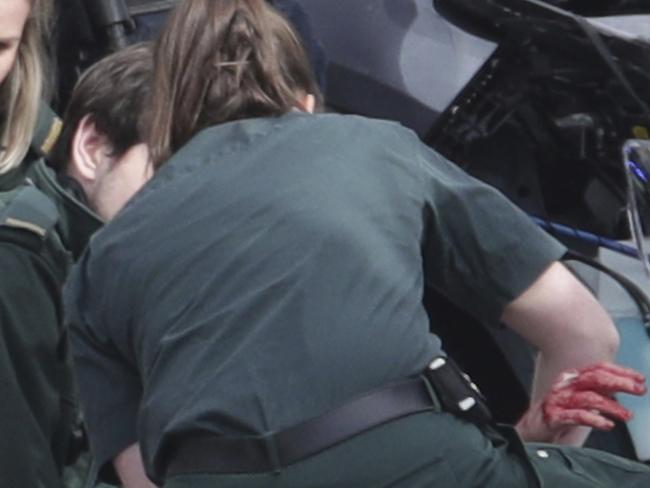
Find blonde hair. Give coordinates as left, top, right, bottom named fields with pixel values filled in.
left=0, top=0, right=54, bottom=174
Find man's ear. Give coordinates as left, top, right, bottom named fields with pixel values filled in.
left=69, top=114, right=113, bottom=184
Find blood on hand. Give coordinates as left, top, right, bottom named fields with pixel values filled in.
left=517, top=362, right=646, bottom=443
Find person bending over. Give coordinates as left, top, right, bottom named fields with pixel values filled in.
left=65, top=1, right=648, bottom=487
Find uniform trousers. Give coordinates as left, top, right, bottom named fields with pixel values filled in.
left=164, top=410, right=650, bottom=487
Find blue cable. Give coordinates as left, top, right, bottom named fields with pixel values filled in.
left=532, top=216, right=650, bottom=262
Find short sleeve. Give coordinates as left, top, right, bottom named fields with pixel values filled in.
left=417, top=144, right=567, bottom=325
left=63, top=252, right=141, bottom=483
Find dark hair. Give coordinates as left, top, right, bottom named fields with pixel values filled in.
left=49, top=42, right=153, bottom=170
left=147, top=0, right=322, bottom=167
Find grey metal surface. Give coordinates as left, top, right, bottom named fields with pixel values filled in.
left=599, top=241, right=649, bottom=315
left=589, top=14, right=650, bottom=42
left=297, top=0, right=497, bottom=135
left=598, top=240, right=650, bottom=461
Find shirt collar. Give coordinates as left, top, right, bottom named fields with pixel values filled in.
left=26, top=159, right=103, bottom=259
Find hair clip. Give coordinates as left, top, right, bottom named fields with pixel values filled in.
left=214, top=61, right=249, bottom=68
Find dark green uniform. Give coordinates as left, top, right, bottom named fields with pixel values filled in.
left=0, top=158, right=102, bottom=487
left=65, top=112, right=650, bottom=487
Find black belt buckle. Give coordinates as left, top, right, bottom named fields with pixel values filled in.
left=424, top=356, right=492, bottom=425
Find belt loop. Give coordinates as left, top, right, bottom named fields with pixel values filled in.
left=420, top=374, right=442, bottom=413
left=262, top=432, right=282, bottom=475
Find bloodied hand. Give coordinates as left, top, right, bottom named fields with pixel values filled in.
left=516, top=362, right=647, bottom=443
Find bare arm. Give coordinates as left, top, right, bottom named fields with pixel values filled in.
left=500, top=261, right=620, bottom=445
left=113, top=443, right=158, bottom=488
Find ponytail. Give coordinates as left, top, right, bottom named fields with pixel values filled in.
left=147, top=0, right=322, bottom=167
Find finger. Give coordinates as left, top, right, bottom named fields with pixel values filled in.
left=550, top=363, right=646, bottom=393
left=572, top=369, right=646, bottom=396
left=549, top=390, right=634, bottom=422
left=545, top=407, right=615, bottom=431
left=578, top=363, right=646, bottom=383
left=553, top=370, right=580, bottom=389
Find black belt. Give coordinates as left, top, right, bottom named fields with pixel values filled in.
left=163, top=357, right=491, bottom=478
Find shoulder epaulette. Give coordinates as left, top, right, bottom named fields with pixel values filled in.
left=0, top=186, right=59, bottom=238
left=31, top=102, right=63, bottom=159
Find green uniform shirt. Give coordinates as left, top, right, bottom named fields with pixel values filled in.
left=65, top=112, right=566, bottom=484
left=0, top=159, right=101, bottom=487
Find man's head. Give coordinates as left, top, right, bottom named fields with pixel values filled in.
left=51, top=42, right=153, bottom=221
